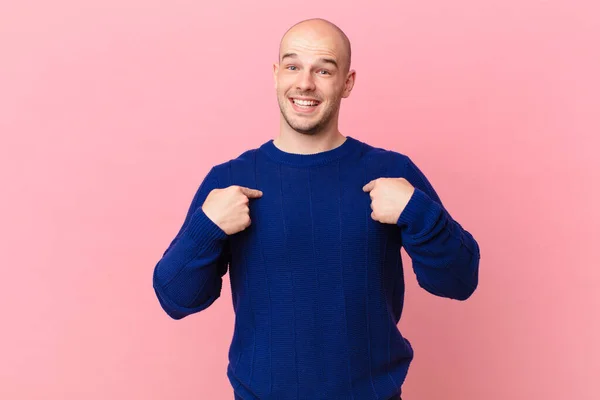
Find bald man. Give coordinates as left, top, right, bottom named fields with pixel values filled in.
left=153, top=18, right=480, bottom=400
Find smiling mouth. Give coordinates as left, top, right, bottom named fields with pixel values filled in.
left=289, top=97, right=321, bottom=113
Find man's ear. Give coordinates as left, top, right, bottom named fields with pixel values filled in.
left=273, top=63, right=279, bottom=89
left=342, top=69, right=356, bottom=98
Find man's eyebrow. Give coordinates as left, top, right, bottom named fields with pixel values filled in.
left=281, top=52, right=338, bottom=68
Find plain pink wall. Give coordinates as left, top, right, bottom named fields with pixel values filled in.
left=1, top=1, right=598, bottom=399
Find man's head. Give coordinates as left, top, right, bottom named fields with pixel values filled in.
left=274, top=18, right=356, bottom=136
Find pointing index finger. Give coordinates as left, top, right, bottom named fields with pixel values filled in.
left=239, top=186, right=263, bottom=198
left=362, top=179, right=376, bottom=192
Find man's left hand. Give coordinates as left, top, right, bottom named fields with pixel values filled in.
left=362, top=178, right=415, bottom=224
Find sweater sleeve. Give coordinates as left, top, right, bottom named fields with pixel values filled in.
left=152, top=167, right=231, bottom=319
left=395, top=156, right=480, bottom=301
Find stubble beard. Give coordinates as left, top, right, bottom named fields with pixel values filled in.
left=278, top=92, right=341, bottom=136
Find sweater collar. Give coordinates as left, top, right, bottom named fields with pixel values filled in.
left=259, top=135, right=361, bottom=167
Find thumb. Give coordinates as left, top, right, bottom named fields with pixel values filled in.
left=239, top=186, right=263, bottom=198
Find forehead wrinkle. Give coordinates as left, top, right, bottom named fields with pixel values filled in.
left=280, top=42, right=340, bottom=63
left=281, top=53, right=339, bottom=70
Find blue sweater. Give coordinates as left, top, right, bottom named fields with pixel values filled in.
left=152, top=135, right=480, bottom=400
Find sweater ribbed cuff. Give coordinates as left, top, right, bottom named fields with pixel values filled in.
left=182, top=207, right=228, bottom=248
left=396, top=187, right=443, bottom=236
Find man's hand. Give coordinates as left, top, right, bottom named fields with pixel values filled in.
left=362, top=178, right=415, bottom=224
left=202, top=185, right=263, bottom=235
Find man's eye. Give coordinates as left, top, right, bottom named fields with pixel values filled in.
left=287, top=66, right=297, bottom=70
left=319, top=70, right=330, bottom=75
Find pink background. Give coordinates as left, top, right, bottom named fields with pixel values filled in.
left=1, top=1, right=598, bottom=399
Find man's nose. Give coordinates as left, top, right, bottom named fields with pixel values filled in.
left=295, top=70, right=316, bottom=91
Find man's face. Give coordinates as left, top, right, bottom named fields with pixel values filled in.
left=273, top=31, right=354, bottom=135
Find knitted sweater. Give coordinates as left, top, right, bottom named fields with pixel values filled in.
left=152, top=135, right=480, bottom=400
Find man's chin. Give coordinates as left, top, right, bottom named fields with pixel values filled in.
left=291, top=125, right=323, bottom=135
left=286, top=117, right=320, bottom=134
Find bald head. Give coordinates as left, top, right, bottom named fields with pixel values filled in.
left=279, top=18, right=352, bottom=74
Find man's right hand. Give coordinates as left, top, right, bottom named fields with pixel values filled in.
left=201, top=185, right=263, bottom=235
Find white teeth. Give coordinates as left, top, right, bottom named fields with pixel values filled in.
left=293, top=99, right=319, bottom=106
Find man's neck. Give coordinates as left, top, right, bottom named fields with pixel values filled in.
left=273, top=130, right=347, bottom=155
